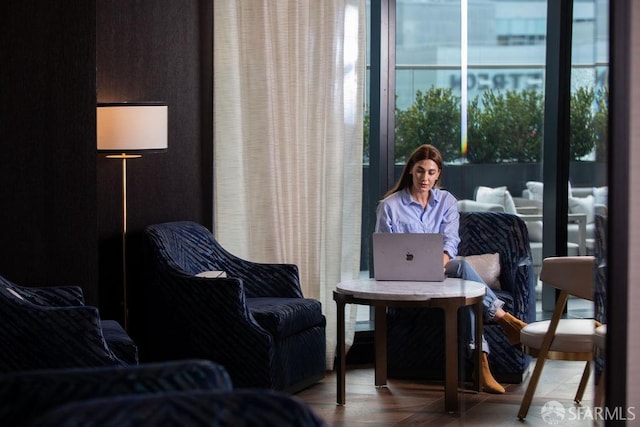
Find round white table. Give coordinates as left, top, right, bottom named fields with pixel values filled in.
left=334, top=277, right=486, bottom=413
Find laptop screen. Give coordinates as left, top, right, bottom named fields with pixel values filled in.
left=372, top=233, right=445, bottom=281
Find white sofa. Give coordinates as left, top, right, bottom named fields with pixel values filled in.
left=522, top=181, right=608, bottom=254
left=457, top=184, right=606, bottom=296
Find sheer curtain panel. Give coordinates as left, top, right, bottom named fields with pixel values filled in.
left=213, top=0, right=365, bottom=368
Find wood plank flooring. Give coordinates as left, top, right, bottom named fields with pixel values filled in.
left=295, top=360, right=598, bottom=426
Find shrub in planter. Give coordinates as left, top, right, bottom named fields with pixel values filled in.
left=570, top=86, right=598, bottom=160
left=364, top=85, right=603, bottom=164
left=467, top=89, right=544, bottom=163
left=394, top=87, right=461, bottom=163
left=594, top=86, right=608, bottom=163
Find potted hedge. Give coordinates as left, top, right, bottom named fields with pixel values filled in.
left=394, top=87, right=461, bottom=163
left=364, top=85, right=604, bottom=164
left=467, top=89, right=544, bottom=163
left=570, top=86, right=599, bottom=160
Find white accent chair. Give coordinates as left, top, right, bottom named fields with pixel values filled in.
left=517, top=256, right=596, bottom=420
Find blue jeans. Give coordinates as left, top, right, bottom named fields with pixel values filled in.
left=445, top=259, right=505, bottom=354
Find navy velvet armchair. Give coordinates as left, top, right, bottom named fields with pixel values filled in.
left=144, top=221, right=326, bottom=393
left=0, top=359, right=231, bottom=427
left=33, top=389, right=325, bottom=427
left=386, top=211, right=536, bottom=383
left=0, top=275, right=138, bottom=373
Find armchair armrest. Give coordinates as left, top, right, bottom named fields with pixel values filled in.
left=160, top=273, right=268, bottom=326
left=513, top=197, right=543, bottom=215
left=24, top=285, right=85, bottom=307
left=515, top=206, right=539, bottom=215
left=146, top=221, right=304, bottom=299
left=518, top=213, right=588, bottom=255
left=457, top=199, right=505, bottom=213
left=1, top=302, right=122, bottom=372
left=151, top=273, right=274, bottom=381
left=516, top=213, right=542, bottom=222
left=152, top=273, right=271, bottom=352
left=568, top=213, right=587, bottom=255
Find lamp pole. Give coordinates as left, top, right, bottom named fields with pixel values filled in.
left=106, top=153, right=141, bottom=330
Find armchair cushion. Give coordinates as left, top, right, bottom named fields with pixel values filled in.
left=456, top=253, right=501, bottom=290
left=569, top=195, right=595, bottom=223
left=525, top=181, right=544, bottom=201
left=475, top=186, right=517, bottom=214
left=247, top=297, right=325, bottom=338
left=593, top=186, right=608, bottom=206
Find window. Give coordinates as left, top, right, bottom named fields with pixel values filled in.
left=362, top=0, right=608, bottom=325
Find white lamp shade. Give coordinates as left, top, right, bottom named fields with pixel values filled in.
left=97, top=104, right=168, bottom=151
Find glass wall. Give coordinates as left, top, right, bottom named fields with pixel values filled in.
left=568, top=0, right=608, bottom=321
left=362, top=0, right=608, bottom=312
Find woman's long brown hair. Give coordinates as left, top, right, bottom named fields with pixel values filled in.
left=383, top=144, right=444, bottom=198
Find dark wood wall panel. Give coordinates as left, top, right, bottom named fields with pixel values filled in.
left=0, top=1, right=99, bottom=301
left=97, top=0, right=213, bottom=355
left=1, top=0, right=213, bottom=360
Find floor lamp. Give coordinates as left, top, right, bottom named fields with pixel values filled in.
left=97, top=102, right=168, bottom=330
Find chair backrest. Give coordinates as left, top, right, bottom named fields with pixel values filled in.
left=145, top=221, right=303, bottom=299
left=145, top=221, right=221, bottom=275
left=0, top=275, right=83, bottom=307
left=459, top=211, right=535, bottom=295
left=539, top=256, right=595, bottom=301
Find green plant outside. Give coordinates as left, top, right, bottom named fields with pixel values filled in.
left=468, top=89, right=543, bottom=163
left=364, top=85, right=608, bottom=164
left=394, top=88, right=461, bottom=163
left=594, top=86, right=608, bottom=163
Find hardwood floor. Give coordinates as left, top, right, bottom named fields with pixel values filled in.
left=295, top=360, right=598, bottom=426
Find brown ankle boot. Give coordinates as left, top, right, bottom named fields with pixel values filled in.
left=479, top=352, right=505, bottom=394
left=497, top=312, right=527, bottom=345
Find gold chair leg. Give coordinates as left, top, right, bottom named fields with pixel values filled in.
left=574, top=362, right=591, bottom=404
left=595, top=371, right=605, bottom=408
left=518, top=356, right=547, bottom=419
left=518, top=291, right=568, bottom=420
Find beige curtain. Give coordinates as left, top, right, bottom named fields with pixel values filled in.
left=213, top=0, right=364, bottom=369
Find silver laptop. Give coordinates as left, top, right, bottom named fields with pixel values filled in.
left=372, top=233, right=445, bottom=281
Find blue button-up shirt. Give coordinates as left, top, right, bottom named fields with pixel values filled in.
left=375, top=187, right=461, bottom=258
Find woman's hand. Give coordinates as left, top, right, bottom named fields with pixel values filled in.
left=443, top=252, right=451, bottom=267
